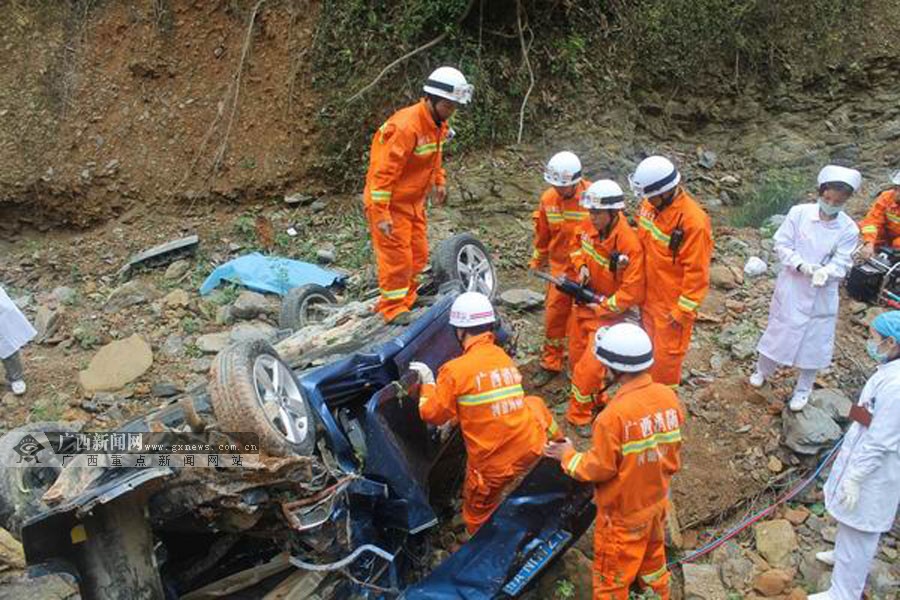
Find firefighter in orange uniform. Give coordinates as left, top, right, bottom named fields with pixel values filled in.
left=408, top=292, right=560, bottom=534
left=546, top=323, right=684, bottom=599
left=363, top=67, right=474, bottom=323
left=859, top=170, right=900, bottom=260
left=566, top=180, right=645, bottom=434
left=630, top=156, right=712, bottom=387
left=529, top=151, right=591, bottom=386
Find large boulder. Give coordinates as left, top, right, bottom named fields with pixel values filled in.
left=809, top=388, right=852, bottom=424
left=782, top=405, right=842, bottom=455
left=79, top=334, right=153, bottom=392
left=754, top=519, right=798, bottom=567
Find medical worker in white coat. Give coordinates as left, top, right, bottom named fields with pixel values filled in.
left=0, top=285, right=35, bottom=395
left=750, top=165, right=861, bottom=411
left=809, top=311, right=900, bottom=600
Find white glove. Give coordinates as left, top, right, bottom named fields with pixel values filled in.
left=838, top=476, right=861, bottom=511
left=408, top=361, right=434, bottom=385
left=811, top=268, right=829, bottom=287
left=798, top=263, right=817, bottom=277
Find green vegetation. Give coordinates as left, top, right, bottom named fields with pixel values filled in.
left=306, top=0, right=865, bottom=188
left=730, top=171, right=807, bottom=229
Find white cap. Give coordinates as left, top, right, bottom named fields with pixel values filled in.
left=544, top=151, right=583, bottom=187
left=449, top=292, right=496, bottom=328
left=593, top=323, right=654, bottom=373
left=629, top=156, right=681, bottom=197
left=423, top=67, right=473, bottom=105
left=581, top=180, right=626, bottom=210
left=817, top=165, right=861, bottom=192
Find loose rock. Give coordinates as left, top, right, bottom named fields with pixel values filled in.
left=230, top=321, right=277, bottom=344
left=161, top=334, right=186, bottom=358
left=231, top=291, right=277, bottom=320
left=753, top=568, right=793, bottom=596
left=316, top=248, right=336, bottom=264
left=809, top=388, right=852, bottom=423
left=711, top=265, right=740, bottom=290
left=682, top=563, right=726, bottom=600
left=163, top=289, right=190, bottom=309
left=190, top=357, right=213, bottom=373
left=499, top=288, right=545, bottom=310
left=0, top=527, right=25, bottom=569
left=754, top=519, right=798, bottom=567
left=79, top=334, right=153, bottom=392
left=767, top=455, right=783, bottom=473
left=196, top=332, right=230, bottom=354
left=782, top=405, right=842, bottom=455
left=164, top=259, right=191, bottom=280
left=151, top=382, right=182, bottom=398
left=784, top=506, right=810, bottom=526
left=50, top=286, right=77, bottom=306
left=105, top=280, right=160, bottom=312
left=34, top=305, right=63, bottom=342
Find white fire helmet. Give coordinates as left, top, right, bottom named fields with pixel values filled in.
left=581, top=179, right=626, bottom=210
left=593, top=322, right=654, bottom=373
left=544, top=151, right=583, bottom=187
left=449, top=292, right=496, bottom=328
left=423, top=67, right=473, bottom=105
left=629, top=156, right=681, bottom=198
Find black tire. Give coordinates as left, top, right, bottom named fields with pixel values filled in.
left=209, top=340, right=316, bottom=457
left=0, top=421, right=80, bottom=539
left=279, top=284, right=338, bottom=331
left=432, top=233, right=498, bottom=300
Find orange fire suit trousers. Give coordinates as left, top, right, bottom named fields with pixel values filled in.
left=592, top=509, right=670, bottom=599
left=566, top=313, right=619, bottom=426
left=541, top=284, right=574, bottom=372
left=366, top=204, right=428, bottom=321
left=463, top=445, right=541, bottom=534
left=641, top=312, right=694, bottom=387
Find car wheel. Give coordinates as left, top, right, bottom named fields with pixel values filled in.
left=0, top=421, right=79, bottom=539
left=279, top=284, right=338, bottom=331
left=209, top=340, right=316, bottom=457
left=432, top=233, right=498, bottom=300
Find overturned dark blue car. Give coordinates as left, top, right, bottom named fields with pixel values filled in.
left=3, top=234, right=595, bottom=599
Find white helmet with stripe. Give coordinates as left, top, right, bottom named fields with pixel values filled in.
left=544, top=151, right=583, bottom=187
left=817, top=164, right=861, bottom=192
left=423, top=67, right=473, bottom=105
left=449, top=292, right=496, bottom=328
left=629, top=156, right=681, bottom=197
left=581, top=179, right=626, bottom=210
left=593, top=322, right=654, bottom=373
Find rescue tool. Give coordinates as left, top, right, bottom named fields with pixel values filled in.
left=531, top=270, right=605, bottom=305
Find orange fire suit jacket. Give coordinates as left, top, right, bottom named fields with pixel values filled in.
left=570, top=215, right=646, bottom=319
left=560, top=373, right=684, bottom=525
left=363, top=99, right=449, bottom=223
left=860, top=189, right=900, bottom=249
left=418, top=332, right=549, bottom=476
left=637, top=189, right=713, bottom=325
left=530, top=180, right=592, bottom=276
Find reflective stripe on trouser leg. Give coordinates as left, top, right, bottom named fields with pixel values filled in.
left=829, top=522, right=880, bottom=600
left=542, top=285, right=573, bottom=371
left=592, top=511, right=669, bottom=600
left=2, top=352, right=23, bottom=383
left=567, top=348, right=606, bottom=426
left=367, top=208, right=414, bottom=321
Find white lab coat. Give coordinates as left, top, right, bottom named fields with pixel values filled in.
left=0, top=286, right=36, bottom=359
left=824, top=358, right=900, bottom=532
left=756, top=204, right=858, bottom=369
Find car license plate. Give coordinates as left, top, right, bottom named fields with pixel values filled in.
left=501, top=530, right=573, bottom=596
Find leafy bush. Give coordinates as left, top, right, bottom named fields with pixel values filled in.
left=730, top=171, right=808, bottom=228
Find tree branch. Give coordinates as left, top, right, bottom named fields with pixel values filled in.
left=516, top=0, right=535, bottom=144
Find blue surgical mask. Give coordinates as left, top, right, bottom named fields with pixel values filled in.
left=818, top=197, right=843, bottom=217
left=867, top=339, right=890, bottom=363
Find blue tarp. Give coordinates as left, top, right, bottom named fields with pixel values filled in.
left=199, top=253, right=346, bottom=296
